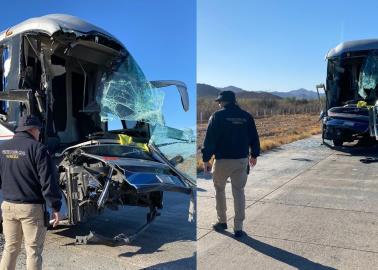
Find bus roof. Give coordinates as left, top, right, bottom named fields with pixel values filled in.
left=327, top=39, right=378, bottom=59
left=0, top=14, right=119, bottom=44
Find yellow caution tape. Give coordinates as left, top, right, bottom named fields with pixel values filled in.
left=356, top=101, right=375, bottom=109
left=118, top=134, right=149, bottom=152
left=118, top=134, right=133, bottom=145
left=357, top=101, right=368, bottom=108
left=137, top=143, right=150, bottom=152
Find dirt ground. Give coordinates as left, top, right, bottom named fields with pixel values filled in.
left=197, top=113, right=321, bottom=170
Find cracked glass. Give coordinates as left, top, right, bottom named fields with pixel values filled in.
left=150, top=125, right=196, bottom=179
left=97, top=55, right=165, bottom=125
left=359, top=52, right=378, bottom=99
left=97, top=55, right=195, bottom=179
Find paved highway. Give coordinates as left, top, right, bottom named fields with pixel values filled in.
left=1, top=192, right=196, bottom=270
left=197, top=135, right=378, bottom=270
left=3, top=135, right=378, bottom=269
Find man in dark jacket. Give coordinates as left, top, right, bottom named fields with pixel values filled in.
left=0, top=115, right=62, bottom=270
left=202, top=91, right=260, bottom=237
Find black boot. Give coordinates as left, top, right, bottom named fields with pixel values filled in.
left=234, top=230, right=244, bottom=238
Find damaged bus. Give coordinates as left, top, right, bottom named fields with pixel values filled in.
left=0, top=14, right=195, bottom=244
left=317, top=39, right=378, bottom=146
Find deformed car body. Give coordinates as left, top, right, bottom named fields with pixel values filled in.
left=0, top=14, right=195, bottom=244
left=317, top=39, right=378, bottom=146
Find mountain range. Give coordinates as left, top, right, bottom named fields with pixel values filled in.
left=197, top=83, right=322, bottom=100
left=271, top=88, right=322, bottom=100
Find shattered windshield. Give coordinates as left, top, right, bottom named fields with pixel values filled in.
left=96, top=54, right=195, bottom=179
left=359, top=52, right=378, bottom=100
left=150, top=125, right=196, bottom=179
left=97, top=55, right=165, bottom=125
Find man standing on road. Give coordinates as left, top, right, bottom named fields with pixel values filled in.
left=202, top=91, right=260, bottom=237
left=0, top=115, right=62, bottom=270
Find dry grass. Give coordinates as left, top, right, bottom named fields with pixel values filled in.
left=259, top=126, right=320, bottom=151
left=197, top=113, right=321, bottom=172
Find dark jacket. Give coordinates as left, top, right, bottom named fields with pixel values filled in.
left=202, top=103, right=260, bottom=162
left=0, top=132, right=62, bottom=211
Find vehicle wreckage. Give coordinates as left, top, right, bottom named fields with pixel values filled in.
left=0, top=14, right=195, bottom=245
left=317, top=39, right=378, bottom=146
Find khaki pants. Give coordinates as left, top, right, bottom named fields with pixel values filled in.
left=0, top=201, right=47, bottom=270
left=212, top=158, right=248, bottom=231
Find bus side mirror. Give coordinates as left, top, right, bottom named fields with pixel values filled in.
left=316, top=83, right=327, bottom=93
left=150, top=80, right=189, bottom=112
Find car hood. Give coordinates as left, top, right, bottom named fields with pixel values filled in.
left=79, top=148, right=194, bottom=194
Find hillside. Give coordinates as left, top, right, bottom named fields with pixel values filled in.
left=271, top=88, right=322, bottom=100
left=197, top=83, right=220, bottom=97
left=197, top=83, right=321, bottom=100
left=217, top=86, right=245, bottom=93
left=237, top=90, right=282, bottom=100
left=197, top=83, right=281, bottom=100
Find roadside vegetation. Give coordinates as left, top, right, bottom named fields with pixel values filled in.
left=198, top=97, right=323, bottom=122
left=197, top=97, right=322, bottom=172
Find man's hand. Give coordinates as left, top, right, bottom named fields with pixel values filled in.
left=51, top=211, right=61, bottom=228
left=249, top=157, right=257, bottom=167
left=203, top=161, right=212, bottom=173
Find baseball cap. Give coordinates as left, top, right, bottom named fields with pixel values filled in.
left=215, top=90, right=236, bottom=103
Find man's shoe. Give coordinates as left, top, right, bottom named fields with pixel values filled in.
left=212, top=222, right=227, bottom=231
left=234, top=230, right=244, bottom=238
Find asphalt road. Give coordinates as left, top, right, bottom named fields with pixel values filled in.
left=2, top=135, right=378, bottom=269
left=197, top=135, right=378, bottom=270
left=1, top=191, right=196, bottom=270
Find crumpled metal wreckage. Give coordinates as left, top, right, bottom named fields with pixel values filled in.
left=317, top=39, right=378, bottom=146
left=0, top=14, right=195, bottom=245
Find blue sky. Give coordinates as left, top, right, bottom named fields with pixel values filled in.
left=198, top=0, right=378, bottom=92
left=0, top=0, right=195, bottom=128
